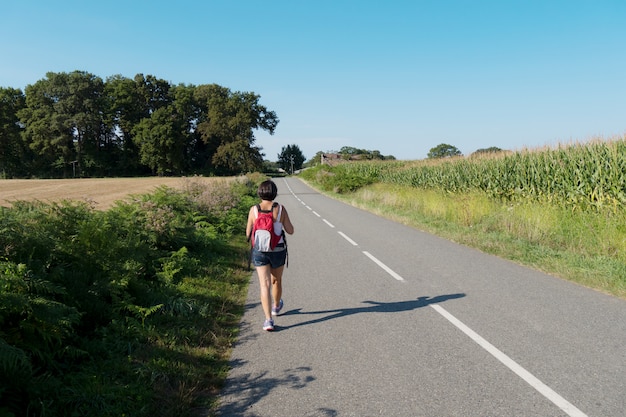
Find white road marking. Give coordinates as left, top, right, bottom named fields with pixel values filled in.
left=362, top=251, right=405, bottom=282
left=430, top=304, right=588, bottom=417
left=312, top=211, right=321, bottom=217
left=322, top=219, right=335, bottom=228
left=338, top=231, right=358, bottom=246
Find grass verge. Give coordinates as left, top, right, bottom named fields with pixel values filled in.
left=305, top=180, right=626, bottom=299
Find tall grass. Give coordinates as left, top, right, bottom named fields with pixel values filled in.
left=303, top=137, right=626, bottom=212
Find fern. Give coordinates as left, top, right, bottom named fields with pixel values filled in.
left=0, top=338, right=32, bottom=387
left=125, top=303, right=165, bottom=327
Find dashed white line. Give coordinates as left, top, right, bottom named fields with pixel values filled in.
left=362, top=251, right=405, bottom=282
left=338, top=231, right=358, bottom=246
left=322, top=219, right=335, bottom=228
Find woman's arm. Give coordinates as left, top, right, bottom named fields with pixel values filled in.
left=280, top=206, right=294, bottom=235
left=245, top=206, right=255, bottom=239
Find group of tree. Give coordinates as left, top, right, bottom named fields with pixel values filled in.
left=427, top=143, right=507, bottom=159
left=0, top=71, right=278, bottom=178
left=306, top=146, right=396, bottom=166
left=336, top=146, right=395, bottom=161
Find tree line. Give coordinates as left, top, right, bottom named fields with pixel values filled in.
left=0, top=71, right=279, bottom=178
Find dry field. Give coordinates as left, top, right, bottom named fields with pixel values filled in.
left=0, top=177, right=192, bottom=210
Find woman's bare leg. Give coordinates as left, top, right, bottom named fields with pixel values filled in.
left=271, top=265, right=285, bottom=308
left=256, top=265, right=272, bottom=319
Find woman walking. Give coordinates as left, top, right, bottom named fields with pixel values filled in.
left=246, top=180, right=294, bottom=331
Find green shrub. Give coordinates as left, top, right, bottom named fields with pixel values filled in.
left=300, top=164, right=378, bottom=193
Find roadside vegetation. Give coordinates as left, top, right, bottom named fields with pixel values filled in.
left=0, top=174, right=266, bottom=417
left=300, top=138, right=626, bottom=299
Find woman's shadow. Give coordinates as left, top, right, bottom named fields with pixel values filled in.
left=278, top=293, right=465, bottom=330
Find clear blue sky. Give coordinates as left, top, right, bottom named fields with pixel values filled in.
left=2, top=0, right=625, bottom=161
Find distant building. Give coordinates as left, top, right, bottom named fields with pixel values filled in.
left=321, top=153, right=340, bottom=164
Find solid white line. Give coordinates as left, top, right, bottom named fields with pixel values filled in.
left=322, top=219, right=335, bottom=228
left=338, top=231, right=358, bottom=246
left=362, top=251, right=405, bottom=282
left=430, top=304, right=588, bottom=417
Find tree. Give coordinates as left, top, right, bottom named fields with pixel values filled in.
left=171, top=83, right=205, bottom=173
left=132, top=105, right=188, bottom=175
left=277, top=144, right=305, bottom=173
left=212, top=139, right=264, bottom=175
left=339, top=146, right=360, bottom=160
left=471, top=147, right=504, bottom=157
left=0, top=87, right=27, bottom=177
left=196, top=86, right=278, bottom=173
left=18, top=74, right=75, bottom=176
left=17, top=71, right=110, bottom=177
left=427, top=143, right=462, bottom=159
left=104, top=74, right=150, bottom=175
left=134, top=73, right=172, bottom=115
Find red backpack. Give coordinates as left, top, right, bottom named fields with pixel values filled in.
left=251, top=203, right=282, bottom=252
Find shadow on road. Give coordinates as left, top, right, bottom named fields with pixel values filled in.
left=217, top=364, right=329, bottom=417
left=279, top=293, right=466, bottom=330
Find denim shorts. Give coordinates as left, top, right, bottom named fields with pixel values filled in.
left=251, top=245, right=287, bottom=268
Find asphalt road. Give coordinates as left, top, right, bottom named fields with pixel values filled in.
left=216, top=177, right=626, bottom=417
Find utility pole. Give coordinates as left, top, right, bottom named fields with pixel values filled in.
left=290, top=155, right=294, bottom=174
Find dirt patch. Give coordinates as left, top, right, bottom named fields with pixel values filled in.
left=0, top=177, right=194, bottom=210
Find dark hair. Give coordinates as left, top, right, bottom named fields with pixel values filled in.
left=257, top=180, right=278, bottom=201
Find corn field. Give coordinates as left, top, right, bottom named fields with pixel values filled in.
left=307, top=138, right=626, bottom=211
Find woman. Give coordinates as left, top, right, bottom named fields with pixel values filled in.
left=246, top=180, right=294, bottom=331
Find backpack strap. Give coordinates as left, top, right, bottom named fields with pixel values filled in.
left=276, top=203, right=287, bottom=258
left=256, top=202, right=278, bottom=214
left=275, top=203, right=283, bottom=222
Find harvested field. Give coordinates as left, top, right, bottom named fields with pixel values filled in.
left=0, top=177, right=194, bottom=210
